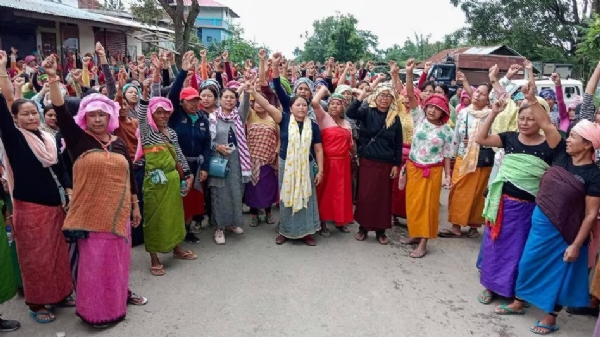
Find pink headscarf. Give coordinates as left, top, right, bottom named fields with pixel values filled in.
left=457, top=86, right=476, bottom=113
left=134, top=97, right=174, bottom=161
left=568, top=95, right=582, bottom=110
left=572, top=120, right=600, bottom=159
left=74, top=93, right=120, bottom=133
left=226, top=80, right=241, bottom=89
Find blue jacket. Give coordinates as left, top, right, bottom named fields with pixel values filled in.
left=168, top=70, right=212, bottom=173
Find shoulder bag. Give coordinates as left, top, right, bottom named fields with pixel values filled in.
left=358, top=118, right=386, bottom=157
left=466, top=113, right=495, bottom=167
left=208, top=154, right=229, bottom=178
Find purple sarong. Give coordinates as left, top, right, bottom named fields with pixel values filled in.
left=244, top=165, right=278, bottom=209
left=480, top=196, right=535, bottom=298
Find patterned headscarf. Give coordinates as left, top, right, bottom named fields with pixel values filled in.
left=74, top=93, right=120, bottom=133
left=293, top=78, right=315, bottom=95
left=328, top=93, right=346, bottom=104
left=335, top=85, right=352, bottom=95
left=368, top=83, right=401, bottom=129
left=200, top=78, right=221, bottom=91
left=539, top=89, right=556, bottom=101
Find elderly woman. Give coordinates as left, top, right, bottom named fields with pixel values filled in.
left=137, top=80, right=196, bottom=276
left=312, top=87, right=354, bottom=235
left=209, top=87, right=251, bottom=244
left=0, top=53, right=73, bottom=324
left=495, top=65, right=600, bottom=335
left=251, top=82, right=324, bottom=246
left=44, top=54, right=141, bottom=328
left=346, top=81, right=403, bottom=245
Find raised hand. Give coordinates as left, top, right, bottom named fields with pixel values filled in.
left=82, top=56, right=91, bottom=67
left=95, top=42, right=106, bottom=57
left=181, top=51, right=194, bottom=71
left=551, top=73, right=561, bottom=86
left=488, top=64, right=499, bottom=81
left=507, top=64, right=522, bottom=78
left=405, top=58, right=415, bottom=72
left=199, top=49, right=207, bottom=58
left=151, top=53, right=161, bottom=70
left=222, top=50, right=229, bottom=61
left=258, top=49, right=266, bottom=60
left=456, top=71, right=466, bottom=81
left=13, top=76, right=25, bottom=87
left=0, top=50, right=7, bottom=69
left=491, top=98, right=507, bottom=115
left=42, top=55, right=58, bottom=77
left=71, top=69, right=82, bottom=82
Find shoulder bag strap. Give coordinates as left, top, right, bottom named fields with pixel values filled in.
left=48, top=166, right=66, bottom=206
left=358, top=121, right=386, bottom=157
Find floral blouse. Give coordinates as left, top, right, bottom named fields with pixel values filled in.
left=408, top=107, right=454, bottom=165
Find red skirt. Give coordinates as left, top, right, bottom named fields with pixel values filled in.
left=183, top=187, right=205, bottom=219
left=13, top=200, right=72, bottom=305
left=317, top=127, right=354, bottom=225
left=392, top=144, right=410, bottom=218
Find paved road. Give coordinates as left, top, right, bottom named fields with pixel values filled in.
left=2, top=190, right=597, bottom=337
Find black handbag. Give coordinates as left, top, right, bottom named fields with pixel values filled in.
left=465, top=113, right=495, bottom=167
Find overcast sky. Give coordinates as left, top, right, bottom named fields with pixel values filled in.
left=120, top=0, right=467, bottom=57
left=214, top=0, right=467, bottom=56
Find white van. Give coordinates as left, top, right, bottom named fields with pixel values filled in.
left=502, top=78, right=583, bottom=108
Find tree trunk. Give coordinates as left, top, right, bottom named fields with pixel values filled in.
left=594, top=0, right=600, bottom=14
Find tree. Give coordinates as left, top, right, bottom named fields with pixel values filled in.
left=295, top=13, right=379, bottom=62
left=131, top=0, right=201, bottom=65
left=203, top=24, right=268, bottom=67
left=130, top=0, right=164, bottom=26
left=449, top=0, right=589, bottom=62
left=382, top=32, right=466, bottom=63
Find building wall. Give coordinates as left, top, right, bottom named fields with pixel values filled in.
left=126, top=32, right=142, bottom=59
left=78, top=23, right=96, bottom=54
left=196, top=7, right=223, bottom=20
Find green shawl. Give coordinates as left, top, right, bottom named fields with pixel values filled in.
left=483, top=153, right=549, bottom=224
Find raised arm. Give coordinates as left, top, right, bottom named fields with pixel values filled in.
left=390, top=61, right=403, bottom=95
left=44, top=55, right=84, bottom=146
left=405, top=59, right=419, bottom=110
left=474, top=99, right=507, bottom=148
left=523, top=60, right=561, bottom=149
left=271, top=53, right=291, bottom=109
left=345, top=87, right=372, bottom=121
left=251, top=86, right=282, bottom=124
left=96, top=43, right=116, bottom=100
left=237, top=91, right=251, bottom=122
left=311, top=86, right=330, bottom=124
left=168, top=51, right=194, bottom=122
left=457, top=71, right=473, bottom=98
left=551, top=73, right=568, bottom=124
left=0, top=51, right=15, bottom=108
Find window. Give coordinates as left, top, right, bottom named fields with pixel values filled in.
left=60, top=23, right=79, bottom=73
left=564, top=86, right=580, bottom=98
left=207, top=36, right=213, bottom=42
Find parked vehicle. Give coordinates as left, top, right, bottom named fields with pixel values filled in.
left=502, top=78, right=583, bottom=108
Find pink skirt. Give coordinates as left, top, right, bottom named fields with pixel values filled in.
left=75, top=222, right=131, bottom=325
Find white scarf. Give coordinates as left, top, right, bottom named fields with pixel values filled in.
left=280, top=117, right=313, bottom=213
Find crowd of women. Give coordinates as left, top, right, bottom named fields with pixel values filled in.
left=2, top=41, right=600, bottom=336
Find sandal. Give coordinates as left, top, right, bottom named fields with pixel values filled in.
left=29, top=310, right=55, bottom=324
left=477, top=290, right=495, bottom=305
left=265, top=215, right=275, bottom=224
left=173, top=250, right=197, bottom=260
left=128, top=292, right=148, bottom=306
left=530, top=321, right=559, bottom=335
left=249, top=217, right=259, bottom=227
left=377, top=233, right=389, bottom=245
left=336, top=225, right=351, bottom=233
left=494, top=304, right=526, bottom=315
left=409, top=250, right=427, bottom=258
left=320, top=228, right=331, bottom=237
left=150, top=265, right=165, bottom=276
left=438, top=229, right=462, bottom=238
left=275, top=234, right=286, bottom=245
left=355, top=230, right=368, bottom=241
left=468, top=227, right=480, bottom=238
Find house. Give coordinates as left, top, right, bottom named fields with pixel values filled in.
left=0, top=0, right=172, bottom=68
left=183, top=0, right=239, bottom=46
left=417, top=45, right=536, bottom=84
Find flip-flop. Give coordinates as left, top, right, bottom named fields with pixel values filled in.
left=128, top=292, right=148, bottom=306
left=409, top=250, right=427, bottom=258
left=320, top=228, right=331, bottom=237
left=336, top=225, right=350, bottom=233
left=530, top=321, right=559, bottom=335
left=173, top=250, right=197, bottom=260
left=494, top=304, right=526, bottom=315
left=249, top=218, right=259, bottom=227
left=355, top=231, right=367, bottom=241
left=377, top=234, right=389, bottom=245
left=150, top=265, right=165, bottom=276
left=438, top=229, right=462, bottom=238
left=467, top=228, right=480, bottom=238
left=477, top=290, right=494, bottom=305
left=29, top=310, right=55, bottom=324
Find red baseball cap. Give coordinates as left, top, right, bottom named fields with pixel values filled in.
left=180, top=87, right=200, bottom=101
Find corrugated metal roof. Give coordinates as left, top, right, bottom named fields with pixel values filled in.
left=182, top=0, right=239, bottom=18
left=462, top=46, right=503, bottom=55
left=1, top=0, right=173, bottom=33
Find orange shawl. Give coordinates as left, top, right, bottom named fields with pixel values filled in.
left=62, top=149, right=131, bottom=238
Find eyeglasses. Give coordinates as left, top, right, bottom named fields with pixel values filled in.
left=378, top=94, right=394, bottom=99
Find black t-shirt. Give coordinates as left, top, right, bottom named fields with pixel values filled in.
left=499, top=131, right=554, bottom=201
left=552, top=139, right=600, bottom=197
